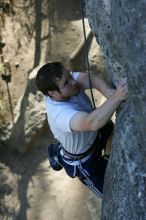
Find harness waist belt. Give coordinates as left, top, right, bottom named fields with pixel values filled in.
left=62, top=133, right=99, bottom=159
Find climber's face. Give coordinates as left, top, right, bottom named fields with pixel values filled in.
left=48, top=69, right=80, bottom=101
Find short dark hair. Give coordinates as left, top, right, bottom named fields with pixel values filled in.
left=35, top=62, right=63, bottom=95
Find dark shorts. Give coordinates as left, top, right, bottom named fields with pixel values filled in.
left=59, top=120, right=114, bottom=197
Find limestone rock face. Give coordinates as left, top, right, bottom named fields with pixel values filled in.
left=85, top=0, right=146, bottom=219
left=0, top=66, right=47, bottom=152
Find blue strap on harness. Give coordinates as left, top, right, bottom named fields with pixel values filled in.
left=48, top=143, right=63, bottom=171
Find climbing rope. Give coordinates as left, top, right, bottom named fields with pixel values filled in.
left=80, top=0, right=96, bottom=109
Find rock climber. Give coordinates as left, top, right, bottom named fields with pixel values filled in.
left=35, top=61, right=128, bottom=197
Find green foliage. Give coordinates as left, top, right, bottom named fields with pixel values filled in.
left=0, top=63, right=4, bottom=111
left=0, top=95, right=3, bottom=111
left=0, top=63, right=5, bottom=75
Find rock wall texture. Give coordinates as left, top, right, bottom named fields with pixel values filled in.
left=85, top=0, right=146, bottom=219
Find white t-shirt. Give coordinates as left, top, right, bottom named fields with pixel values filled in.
left=45, top=72, right=97, bottom=154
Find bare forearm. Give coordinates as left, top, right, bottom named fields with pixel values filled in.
left=92, top=75, right=115, bottom=99
left=70, top=77, right=128, bottom=132
left=77, top=72, right=115, bottom=98
left=86, top=94, right=121, bottom=130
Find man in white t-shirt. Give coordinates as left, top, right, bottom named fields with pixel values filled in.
left=36, top=61, right=128, bottom=198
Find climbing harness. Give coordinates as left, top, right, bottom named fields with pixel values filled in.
left=48, top=142, right=63, bottom=171
left=80, top=0, right=96, bottom=109
left=48, top=120, right=113, bottom=172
